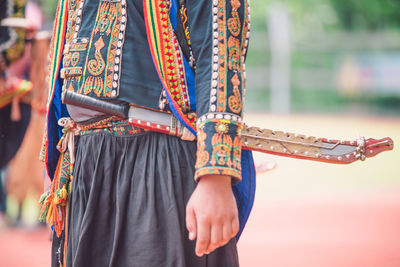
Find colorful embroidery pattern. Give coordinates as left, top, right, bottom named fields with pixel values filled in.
left=195, top=128, right=209, bottom=169
left=179, top=4, right=195, bottom=67
left=143, top=0, right=196, bottom=134
left=194, top=117, right=243, bottom=182
left=228, top=36, right=241, bottom=72
left=144, top=0, right=190, bottom=112
left=216, top=0, right=227, bottom=113
left=232, top=136, right=241, bottom=169
left=227, top=0, right=241, bottom=37
left=87, top=37, right=106, bottom=76
left=209, top=0, right=247, bottom=115
left=210, top=133, right=233, bottom=167
left=79, top=120, right=145, bottom=136
left=228, top=73, right=242, bottom=113
left=61, top=0, right=127, bottom=99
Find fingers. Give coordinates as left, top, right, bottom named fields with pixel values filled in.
left=186, top=205, right=197, bottom=241
left=222, top=221, right=233, bottom=247
left=232, top=216, right=240, bottom=238
left=205, top=217, right=239, bottom=256
left=194, top=214, right=240, bottom=257
left=195, top=218, right=211, bottom=257
left=206, top=224, right=222, bottom=254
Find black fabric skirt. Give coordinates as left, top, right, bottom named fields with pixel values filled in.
left=52, top=131, right=239, bottom=267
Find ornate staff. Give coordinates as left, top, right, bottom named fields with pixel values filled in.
left=242, top=126, right=393, bottom=164
left=63, top=90, right=394, bottom=164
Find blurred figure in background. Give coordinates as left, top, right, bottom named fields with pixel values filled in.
left=0, top=0, right=45, bottom=226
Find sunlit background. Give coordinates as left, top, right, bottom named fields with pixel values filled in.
left=0, top=0, right=399, bottom=266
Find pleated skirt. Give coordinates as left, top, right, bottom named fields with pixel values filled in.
left=52, top=131, right=239, bottom=267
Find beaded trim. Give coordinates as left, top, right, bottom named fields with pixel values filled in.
left=197, top=112, right=242, bottom=126
left=241, top=0, right=250, bottom=102
left=210, top=0, right=224, bottom=113
left=110, top=0, right=127, bottom=97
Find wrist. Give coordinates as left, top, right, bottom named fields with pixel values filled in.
left=198, top=174, right=232, bottom=187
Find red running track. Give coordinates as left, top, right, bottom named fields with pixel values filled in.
left=1, top=196, right=400, bottom=267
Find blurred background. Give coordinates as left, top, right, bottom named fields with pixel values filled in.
left=0, top=0, right=399, bottom=266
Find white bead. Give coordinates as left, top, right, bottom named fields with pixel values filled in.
left=111, top=90, right=117, bottom=97
left=115, top=57, right=120, bottom=64
left=224, top=114, right=231, bottom=120
left=216, top=114, right=223, bottom=119
left=211, top=96, right=217, bottom=103
left=210, top=105, right=216, bottom=112
left=212, top=80, right=218, bottom=87
left=113, top=82, right=118, bottom=88
left=207, top=113, right=214, bottom=119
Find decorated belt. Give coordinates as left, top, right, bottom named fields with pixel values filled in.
left=63, top=90, right=394, bottom=164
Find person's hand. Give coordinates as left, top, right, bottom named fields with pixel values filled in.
left=186, top=174, right=239, bottom=257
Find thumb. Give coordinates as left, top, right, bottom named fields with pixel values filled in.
left=186, top=204, right=197, bottom=240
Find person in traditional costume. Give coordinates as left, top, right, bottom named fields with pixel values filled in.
left=0, top=0, right=34, bottom=225
left=40, top=0, right=255, bottom=266
left=6, top=1, right=50, bottom=227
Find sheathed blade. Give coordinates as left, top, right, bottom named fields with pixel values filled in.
left=241, top=126, right=394, bottom=164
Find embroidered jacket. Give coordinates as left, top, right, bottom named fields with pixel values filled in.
left=41, top=0, right=255, bottom=239
left=42, top=0, right=251, bottom=182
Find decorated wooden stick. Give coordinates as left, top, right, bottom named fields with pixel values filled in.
left=63, top=90, right=394, bottom=164
left=242, top=126, right=393, bottom=164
